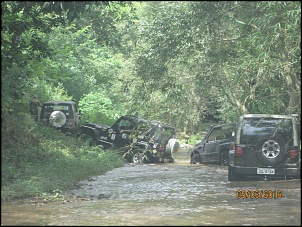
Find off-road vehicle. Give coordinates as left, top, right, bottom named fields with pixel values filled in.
left=40, top=100, right=80, bottom=136
left=190, top=122, right=236, bottom=166
left=79, top=115, right=180, bottom=163
left=228, top=114, right=301, bottom=181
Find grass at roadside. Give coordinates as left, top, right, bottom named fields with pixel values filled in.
left=1, top=113, right=125, bottom=203
left=1, top=149, right=125, bottom=203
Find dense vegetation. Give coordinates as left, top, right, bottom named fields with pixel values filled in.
left=1, top=114, right=126, bottom=201
left=1, top=1, right=301, bottom=201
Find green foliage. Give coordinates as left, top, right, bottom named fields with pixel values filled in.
left=1, top=1, right=301, bottom=141
left=1, top=112, right=125, bottom=201
left=27, top=77, right=72, bottom=103
left=1, top=63, right=30, bottom=114
left=78, top=91, right=121, bottom=125
left=132, top=1, right=301, bottom=126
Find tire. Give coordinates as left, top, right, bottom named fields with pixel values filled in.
left=49, top=111, right=66, bottom=127
left=132, top=152, right=143, bottom=164
left=190, top=153, right=201, bottom=164
left=220, top=150, right=229, bottom=166
left=165, top=138, right=180, bottom=160
left=256, top=138, right=286, bottom=166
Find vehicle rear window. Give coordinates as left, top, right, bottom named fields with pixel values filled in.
left=240, top=118, right=293, bottom=145
left=42, top=104, right=73, bottom=118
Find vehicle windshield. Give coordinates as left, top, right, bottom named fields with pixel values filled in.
left=111, top=116, right=138, bottom=130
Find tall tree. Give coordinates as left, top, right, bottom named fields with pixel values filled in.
left=131, top=1, right=301, bottom=130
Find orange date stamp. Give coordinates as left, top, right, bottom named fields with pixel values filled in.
left=236, top=189, right=283, bottom=199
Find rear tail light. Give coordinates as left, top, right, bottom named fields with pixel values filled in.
left=289, top=150, right=298, bottom=159
left=235, top=146, right=243, bottom=156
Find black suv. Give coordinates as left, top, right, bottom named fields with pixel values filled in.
left=40, top=101, right=80, bottom=136
left=79, top=115, right=179, bottom=163
left=228, top=114, right=301, bottom=181
left=190, top=122, right=236, bottom=166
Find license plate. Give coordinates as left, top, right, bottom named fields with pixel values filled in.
left=257, top=168, right=275, bottom=175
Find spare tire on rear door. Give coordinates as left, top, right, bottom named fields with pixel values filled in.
left=165, top=138, right=180, bottom=160
left=256, top=137, right=286, bottom=166
left=49, top=111, right=66, bottom=127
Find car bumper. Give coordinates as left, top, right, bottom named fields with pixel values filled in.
left=229, top=165, right=301, bottom=179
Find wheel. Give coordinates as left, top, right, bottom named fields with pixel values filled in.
left=256, top=138, right=286, bottom=166
left=132, top=152, right=143, bottom=164
left=228, top=167, right=240, bottom=181
left=49, top=111, right=66, bottom=127
left=220, top=150, right=229, bottom=166
left=190, top=153, right=201, bottom=164
left=141, top=150, right=154, bottom=163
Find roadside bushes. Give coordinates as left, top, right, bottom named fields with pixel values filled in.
left=1, top=112, right=125, bottom=202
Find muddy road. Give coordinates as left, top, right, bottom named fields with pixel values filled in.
left=1, top=150, right=301, bottom=226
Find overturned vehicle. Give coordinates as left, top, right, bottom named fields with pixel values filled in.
left=79, top=115, right=180, bottom=163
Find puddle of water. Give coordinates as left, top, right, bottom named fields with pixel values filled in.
left=1, top=151, right=301, bottom=226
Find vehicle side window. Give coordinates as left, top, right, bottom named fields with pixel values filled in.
left=147, top=125, right=160, bottom=138
left=61, top=105, right=73, bottom=117
left=118, top=119, right=134, bottom=130
left=151, top=128, right=161, bottom=141
left=221, top=125, right=236, bottom=139
left=216, top=128, right=227, bottom=140
left=207, top=128, right=221, bottom=141
left=207, top=125, right=235, bottom=141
